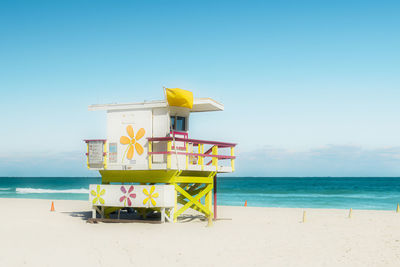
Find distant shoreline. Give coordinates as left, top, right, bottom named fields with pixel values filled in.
left=1, top=177, right=400, bottom=211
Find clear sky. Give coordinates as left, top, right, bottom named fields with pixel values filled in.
left=1, top=0, right=399, bottom=177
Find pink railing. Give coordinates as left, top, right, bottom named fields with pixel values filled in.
left=147, top=136, right=236, bottom=171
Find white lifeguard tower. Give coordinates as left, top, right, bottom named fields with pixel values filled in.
left=85, top=88, right=236, bottom=223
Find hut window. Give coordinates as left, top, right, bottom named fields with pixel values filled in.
left=170, top=116, right=187, bottom=131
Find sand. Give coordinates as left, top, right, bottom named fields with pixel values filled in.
left=1, top=198, right=400, bottom=266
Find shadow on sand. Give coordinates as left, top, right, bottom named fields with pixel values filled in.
left=63, top=209, right=208, bottom=223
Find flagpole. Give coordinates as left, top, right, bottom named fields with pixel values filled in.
left=163, top=87, right=180, bottom=171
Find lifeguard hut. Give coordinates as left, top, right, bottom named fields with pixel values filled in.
left=85, top=88, right=236, bottom=223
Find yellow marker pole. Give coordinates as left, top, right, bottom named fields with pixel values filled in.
left=148, top=141, right=152, bottom=169
left=167, top=141, right=172, bottom=169
left=302, top=211, right=306, bottom=223
left=397, top=203, right=399, bottom=213
left=348, top=208, right=352, bottom=218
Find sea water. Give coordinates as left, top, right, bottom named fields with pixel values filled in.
left=1, top=177, right=400, bottom=210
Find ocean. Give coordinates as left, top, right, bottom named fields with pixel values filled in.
left=1, top=177, right=400, bottom=211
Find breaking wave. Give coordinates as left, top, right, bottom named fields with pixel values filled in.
left=16, top=188, right=89, bottom=194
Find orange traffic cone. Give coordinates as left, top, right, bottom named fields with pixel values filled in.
left=50, top=201, right=55, bottom=212
left=244, top=200, right=247, bottom=207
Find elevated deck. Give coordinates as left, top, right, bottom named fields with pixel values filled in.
left=85, top=136, right=236, bottom=173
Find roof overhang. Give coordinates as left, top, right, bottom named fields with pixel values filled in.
left=88, top=98, right=224, bottom=112
left=192, top=98, right=224, bottom=112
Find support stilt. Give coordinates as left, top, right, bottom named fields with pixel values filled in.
left=214, top=174, right=217, bottom=220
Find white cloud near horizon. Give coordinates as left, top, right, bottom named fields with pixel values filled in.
left=235, top=145, right=400, bottom=177
left=0, top=151, right=96, bottom=177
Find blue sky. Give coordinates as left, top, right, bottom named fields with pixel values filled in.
left=1, top=0, right=399, bottom=176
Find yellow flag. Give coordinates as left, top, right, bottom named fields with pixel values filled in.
left=166, top=88, right=193, bottom=109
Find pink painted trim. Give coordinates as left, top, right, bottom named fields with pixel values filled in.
left=147, top=137, right=236, bottom=147
left=148, top=151, right=235, bottom=159
left=170, top=130, right=188, bottom=138
left=84, top=139, right=107, bottom=143
left=172, top=146, right=186, bottom=150
left=170, top=131, right=188, bottom=150
left=204, top=147, right=213, bottom=155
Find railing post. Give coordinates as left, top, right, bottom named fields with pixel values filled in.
left=103, top=141, right=107, bottom=169
left=230, top=146, right=235, bottom=172
left=167, top=141, right=172, bottom=169
left=185, top=142, right=188, bottom=170
left=212, top=145, right=218, bottom=168
left=200, top=144, right=204, bottom=170
left=213, top=173, right=217, bottom=220
left=86, top=142, right=90, bottom=169
left=148, top=141, right=152, bottom=169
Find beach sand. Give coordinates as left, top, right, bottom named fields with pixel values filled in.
left=1, top=198, right=400, bottom=266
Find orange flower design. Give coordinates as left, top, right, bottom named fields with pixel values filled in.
left=120, top=125, right=145, bottom=161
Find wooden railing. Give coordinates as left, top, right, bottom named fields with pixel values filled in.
left=147, top=137, right=236, bottom=171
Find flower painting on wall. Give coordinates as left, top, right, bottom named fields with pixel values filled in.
left=120, top=125, right=145, bottom=162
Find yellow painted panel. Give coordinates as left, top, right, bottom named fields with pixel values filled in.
left=174, top=176, right=213, bottom=184
left=100, top=170, right=178, bottom=184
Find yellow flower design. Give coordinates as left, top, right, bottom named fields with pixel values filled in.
left=91, top=185, right=105, bottom=205
left=120, top=125, right=145, bottom=161
left=143, top=186, right=159, bottom=207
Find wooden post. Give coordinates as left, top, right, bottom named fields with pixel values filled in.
left=302, top=211, right=306, bottom=223
left=206, top=189, right=212, bottom=227
left=213, top=174, right=217, bottom=220
left=161, top=208, right=165, bottom=223
left=348, top=208, right=352, bottom=218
